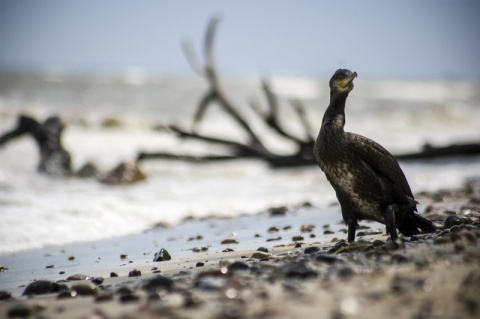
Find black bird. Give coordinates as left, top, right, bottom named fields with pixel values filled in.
left=314, top=69, right=435, bottom=242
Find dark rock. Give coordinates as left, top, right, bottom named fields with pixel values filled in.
left=7, top=303, right=45, bottom=318
left=46, top=264, right=54, bottom=269
left=66, top=274, right=93, bottom=281
left=153, top=248, right=172, bottom=262
left=0, top=291, right=12, bottom=300
left=119, top=293, right=140, bottom=303
left=91, top=277, right=104, bottom=285
left=23, top=280, right=68, bottom=296
left=391, top=254, right=410, bottom=264
left=227, top=261, right=250, bottom=271
left=268, top=226, right=280, bottom=233
left=304, top=246, right=321, bottom=254
left=68, top=256, right=75, bottom=261
left=71, top=283, right=99, bottom=296
left=128, top=269, right=141, bottom=277
left=300, top=224, right=315, bottom=232
left=295, top=242, right=302, bottom=248
left=221, top=238, right=239, bottom=245
left=222, top=248, right=235, bottom=252
left=120, top=254, right=128, bottom=259
left=95, top=292, right=114, bottom=303
left=142, top=275, right=174, bottom=292
left=196, top=262, right=205, bottom=267
left=292, top=235, right=304, bottom=241
left=323, top=230, right=334, bottom=235
left=57, top=290, right=77, bottom=299
left=282, top=261, right=318, bottom=279
left=100, top=162, right=146, bottom=185
left=266, top=237, right=281, bottom=242
left=257, top=247, right=269, bottom=253
left=444, top=215, right=473, bottom=230
left=313, top=253, right=341, bottom=264
left=268, top=206, right=288, bottom=216
left=116, top=286, right=134, bottom=296
left=110, top=272, right=118, bottom=278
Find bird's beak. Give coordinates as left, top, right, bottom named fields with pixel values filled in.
left=339, top=72, right=357, bottom=89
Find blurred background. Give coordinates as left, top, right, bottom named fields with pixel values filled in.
left=0, top=0, right=479, bottom=253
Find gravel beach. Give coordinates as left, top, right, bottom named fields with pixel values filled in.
left=1, top=178, right=479, bottom=319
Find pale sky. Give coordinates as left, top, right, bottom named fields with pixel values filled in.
left=0, top=0, right=479, bottom=79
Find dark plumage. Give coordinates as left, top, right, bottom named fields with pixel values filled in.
left=314, top=69, right=435, bottom=242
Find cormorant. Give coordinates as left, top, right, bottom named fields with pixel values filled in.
left=314, top=69, right=435, bottom=242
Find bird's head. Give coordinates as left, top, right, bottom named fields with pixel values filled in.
left=329, top=69, right=357, bottom=95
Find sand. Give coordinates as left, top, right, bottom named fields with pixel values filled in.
left=1, top=179, right=479, bottom=319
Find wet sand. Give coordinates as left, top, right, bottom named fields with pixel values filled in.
left=1, top=179, right=479, bottom=319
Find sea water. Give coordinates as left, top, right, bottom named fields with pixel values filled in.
left=0, top=73, right=479, bottom=254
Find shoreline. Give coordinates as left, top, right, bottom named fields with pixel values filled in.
left=1, top=180, right=479, bottom=318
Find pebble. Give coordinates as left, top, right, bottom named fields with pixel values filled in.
left=57, top=290, right=77, bottom=299
left=7, top=303, right=46, bottom=318
left=444, top=215, right=472, bottom=229
left=227, top=261, right=250, bottom=271
left=300, top=224, right=315, bottom=232
left=222, top=248, right=235, bottom=252
left=282, top=261, right=318, bottom=279
left=119, top=293, right=140, bottom=303
left=110, top=272, right=118, bottom=278
left=71, top=283, right=99, bottom=296
left=0, top=291, right=12, bottom=300
left=23, top=280, right=68, bottom=296
left=221, top=238, right=239, bottom=245
left=153, top=248, right=172, bottom=262
left=120, top=254, right=128, bottom=259
left=292, top=235, right=304, bottom=241
left=251, top=252, right=271, bottom=260
left=142, top=275, right=174, bottom=292
left=91, top=277, right=104, bottom=285
left=304, top=246, right=321, bottom=254
left=266, top=237, right=282, bottom=242
left=128, top=269, right=142, bottom=277
left=313, top=253, right=341, bottom=264
left=196, top=262, right=205, bottom=267
left=268, top=226, right=280, bottom=233
left=66, top=274, right=93, bottom=281
left=257, top=247, right=269, bottom=253
left=46, top=264, right=54, bottom=269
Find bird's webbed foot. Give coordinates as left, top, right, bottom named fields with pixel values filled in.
left=347, top=221, right=358, bottom=243
left=385, top=205, right=399, bottom=244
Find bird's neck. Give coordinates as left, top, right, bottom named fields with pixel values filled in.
left=321, top=91, right=348, bottom=130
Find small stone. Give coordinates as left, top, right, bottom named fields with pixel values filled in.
left=227, top=261, right=250, bottom=271
left=292, top=235, right=304, bottom=241
left=91, top=277, right=104, bottom=285
left=257, top=247, right=269, bottom=253
left=314, top=254, right=341, bottom=264
left=153, top=248, right=172, bottom=262
left=391, top=254, right=410, bottom=264
left=444, top=215, right=472, bottom=229
left=294, top=242, right=302, bottom=248
left=7, top=304, right=46, bottom=318
left=66, top=274, right=93, bottom=281
left=304, top=246, right=321, bottom=254
left=266, top=237, right=281, bottom=242
left=120, top=254, right=128, bottom=259
left=68, top=256, right=75, bottom=261
left=267, top=226, right=280, bottom=233
left=251, top=251, right=271, bottom=260
left=119, top=293, right=140, bottom=303
left=128, top=269, right=142, bottom=277
left=222, top=248, right=235, bottom=252
left=71, top=283, right=99, bottom=296
left=300, top=224, right=315, bottom=232
left=221, top=238, right=239, bottom=245
left=59, top=271, right=65, bottom=275
left=110, top=272, right=118, bottom=278
left=23, top=280, right=68, bottom=296
left=323, top=230, right=334, bottom=235
left=196, top=262, right=205, bottom=267
left=57, top=290, right=77, bottom=299
left=0, top=291, right=12, bottom=300
left=142, top=275, right=174, bottom=292
left=450, top=225, right=461, bottom=233
left=268, top=206, right=288, bottom=216
left=46, top=264, right=54, bottom=269
left=95, top=292, right=114, bottom=303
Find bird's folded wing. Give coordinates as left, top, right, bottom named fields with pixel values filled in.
left=346, top=132, right=414, bottom=198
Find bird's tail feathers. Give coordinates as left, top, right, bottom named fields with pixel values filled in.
left=414, top=213, right=436, bottom=233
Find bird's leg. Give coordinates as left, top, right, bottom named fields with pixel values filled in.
left=347, top=221, right=358, bottom=243
left=385, top=205, right=399, bottom=243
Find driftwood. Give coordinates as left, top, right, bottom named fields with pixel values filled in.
left=137, top=17, right=316, bottom=167
left=0, top=114, right=146, bottom=184
left=137, top=16, right=480, bottom=167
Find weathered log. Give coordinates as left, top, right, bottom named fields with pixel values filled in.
left=395, top=143, right=480, bottom=160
